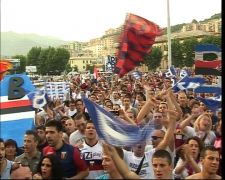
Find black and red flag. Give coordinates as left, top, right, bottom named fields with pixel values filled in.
left=114, top=14, right=162, bottom=77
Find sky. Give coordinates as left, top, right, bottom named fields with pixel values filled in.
left=1, top=0, right=221, bottom=42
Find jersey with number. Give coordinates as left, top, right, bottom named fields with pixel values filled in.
left=79, top=140, right=104, bottom=179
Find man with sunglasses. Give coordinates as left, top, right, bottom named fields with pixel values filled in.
left=69, top=112, right=87, bottom=147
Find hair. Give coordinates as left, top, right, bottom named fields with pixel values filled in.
left=200, top=145, right=219, bottom=158
left=4, top=139, right=18, bottom=149
left=185, top=136, right=204, bottom=159
left=136, top=92, right=146, bottom=101
left=35, top=125, right=46, bottom=131
left=86, top=119, right=93, bottom=125
left=25, top=130, right=39, bottom=142
left=45, top=120, right=63, bottom=132
left=152, top=149, right=172, bottom=165
left=75, top=99, right=83, bottom=105
left=0, top=138, right=4, bottom=143
left=189, top=100, right=200, bottom=109
left=194, top=113, right=212, bottom=133
left=36, top=154, right=64, bottom=179
left=73, top=112, right=87, bottom=121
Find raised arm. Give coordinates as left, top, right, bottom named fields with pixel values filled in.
left=136, top=97, right=157, bottom=123
left=103, top=143, right=140, bottom=179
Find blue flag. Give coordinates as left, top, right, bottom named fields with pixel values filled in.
left=196, top=96, right=221, bottom=112
left=172, top=76, right=206, bottom=93
left=82, top=97, right=155, bottom=147
left=165, top=65, right=176, bottom=78
left=194, top=85, right=221, bottom=96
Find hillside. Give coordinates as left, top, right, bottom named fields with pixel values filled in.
left=1, top=31, right=68, bottom=57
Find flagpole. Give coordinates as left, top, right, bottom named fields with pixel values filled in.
left=167, top=0, right=172, bottom=67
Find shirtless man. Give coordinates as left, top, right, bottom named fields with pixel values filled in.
left=186, top=146, right=221, bottom=179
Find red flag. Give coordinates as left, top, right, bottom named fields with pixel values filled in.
left=0, top=60, right=13, bottom=81
left=114, top=14, right=162, bottom=77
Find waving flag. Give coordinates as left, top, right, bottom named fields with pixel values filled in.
left=0, top=60, right=13, bottom=81
left=114, top=13, right=161, bottom=77
left=82, top=97, right=155, bottom=147
left=27, top=88, right=48, bottom=109
left=179, top=69, right=189, bottom=78
left=194, top=85, right=221, bottom=96
left=165, top=65, right=177, bottom=78
left=172, top=76, right=206, bottom=93
left=196, top=96, right=221, bottom=111
left=0, top=74, right=36, bottom=147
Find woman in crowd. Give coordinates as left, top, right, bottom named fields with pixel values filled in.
left=4, top=139, right=23, bottom=161
left=180, top=112, right=216, bottom=146
left=174, top=136, right=204, bottom=179
left=33, top=154, right=64, bottom=179
left=0, top=138, right=19, bottom=179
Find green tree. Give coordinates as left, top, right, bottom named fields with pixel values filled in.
left=200, top=35, right=221, bottom=47
left=12, top=55, right=27, bottom=73
left=182, top=37, right=199, bottom=67
left=143, top=47, right=162, bottom=71
left=51, top=47, right=70, bottom=75
left=171, top=39, right=183, bottom=68
left=38, top=48, right=50, bottom=75
left=27, top=47, right=42, bottom=66
left=65, top=63, right=73, bottom=73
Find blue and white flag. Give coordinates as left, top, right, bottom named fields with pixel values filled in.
left=131, top=71, right=142, bottom=80
left=194, top=85, right=221, bottom=96
left=82, top=97, right=155, bottom=147
left=27, top=88, right=48, bottom=109
left=165, top=65, right=177, bottom=78
left=196, top=96, right=221, bottom=111
left=0, top=74, right=35, bottom=147
left=172, top=76, right=206, bottom=93
left=179, top=69, right=189, bottom=78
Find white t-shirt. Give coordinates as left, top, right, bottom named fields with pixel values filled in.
left=79, top=141, right=104, bottom=179
left=69, top=130, right=85, bottom=146
left=123, top=148, right=155, bottom=179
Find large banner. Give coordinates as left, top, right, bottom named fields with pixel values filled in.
left=45, top=82, right=70, bottom=101
left=0, top=74, right=36, bottom=147
left=194, top=44, right=221, bottom=76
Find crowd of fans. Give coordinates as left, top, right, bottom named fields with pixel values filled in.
left=0, top=70, right=222, bottom=179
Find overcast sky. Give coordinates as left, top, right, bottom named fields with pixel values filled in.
left=1, top=0, right=221, bottom=41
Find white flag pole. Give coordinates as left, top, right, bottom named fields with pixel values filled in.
left=167, top=0, right=172, bottom=67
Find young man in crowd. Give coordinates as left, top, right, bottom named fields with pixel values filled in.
left=79, top=119, right=105, bottom=179
left=15, top=130, right=42, bottom=175
left=43, top=120, right=89, bottom=179
left=186, top=146, right=221, bottom=179
left=69, top=112, right=87, bottom=147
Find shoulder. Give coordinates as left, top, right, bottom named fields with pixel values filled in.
left=186, top=173, right=201, bottom=179
left=15, top=153, right=25, bottom=162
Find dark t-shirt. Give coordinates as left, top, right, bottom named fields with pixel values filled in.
left=43, top=143, right=88, bottom=178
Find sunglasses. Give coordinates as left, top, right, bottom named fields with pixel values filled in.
left=151, top=136, right=163, bottom=140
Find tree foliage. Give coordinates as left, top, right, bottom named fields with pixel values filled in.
left=12, top=55, right=27, bottom=73
left=26, top=46, right=70, bottom=75
left=182, top=37, right=199, bottom=67
left=171, top=39, right=183, bottom=68
left=143, top=47, right=162, bottom=71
